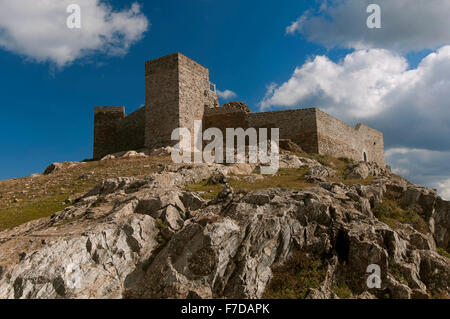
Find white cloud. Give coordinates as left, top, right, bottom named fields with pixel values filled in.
left=435, top=179, right=450, bottom=200
left=288, top=0, right=450, bottom=53
left=217, top=89, right=237, bottom=100
left=386, top=148, right=450, bottom=200
left=260, top=48, right=411, bottom=117
left=260, top=46, right=450, bottom=199
left=260, top=46, right=450, bottom=151
left=0, top=0, right=149, bottom=67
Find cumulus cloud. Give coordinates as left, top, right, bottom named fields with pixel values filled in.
left=0, top=0, right=149, bottom=67
left=217, top=89, right=237, bottom=100
left=287, top=0, right=450, bottom=53
left=386, top=148, right=450, bottom=200
left=260, top=46, right=450, bottom=198
left=260, top=46, right=450, bottom=151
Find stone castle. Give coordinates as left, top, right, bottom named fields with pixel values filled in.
left=93, top=52, right=385, bottom=166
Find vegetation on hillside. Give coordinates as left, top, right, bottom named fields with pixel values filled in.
left=0, top=156, right=171, bottom=232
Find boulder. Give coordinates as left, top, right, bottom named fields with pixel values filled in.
left=43, top=163, right=64, bottom=175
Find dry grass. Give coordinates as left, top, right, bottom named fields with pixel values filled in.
left=0, top=155, right=172, bottom=232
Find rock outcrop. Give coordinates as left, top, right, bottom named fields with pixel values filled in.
left=222, top=102, right=251, bottom=113
left=0, top=154, right=449, bottom=299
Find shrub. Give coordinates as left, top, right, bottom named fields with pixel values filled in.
left=263, top=251, right=326, bottom=299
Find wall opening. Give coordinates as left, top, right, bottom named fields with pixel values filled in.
left=363, top=151, right=368, bottom=162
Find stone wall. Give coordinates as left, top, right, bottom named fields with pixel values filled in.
left=93, top=106, right=146, bottom=159
left=247, top=109, right=319, bottom=153
left=315, top=109, right=385, bottom=165
left=114, top=107, right=146, bottom=153
left=145, top=53, right=181, bottom=148
left=145, top=53, right=218, bottom=149
left=93, top=106, right=125, bottom=159
left=178, top=53, right=217, bottom=149
left=203, top=109, right=249, bottom=133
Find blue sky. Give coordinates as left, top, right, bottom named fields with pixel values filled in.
left=0, top=0, right=322, bottom=178
left=1, top=0, right=450, bottom=199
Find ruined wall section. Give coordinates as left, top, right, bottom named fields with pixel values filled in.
left=315, top=109, right=385, bottom=166
left=114, top=107, right=146, bottom=153
left=145, top=53, right=180, bottom=148
left=203, top=108, right=249, bottom=133
left=93, top=106, right=146, bottom=159
left=247, top=109, right=319, bottom=153
left=93, top=106, right=125, bottom=159
left=354, top=123, right=385, bottom=165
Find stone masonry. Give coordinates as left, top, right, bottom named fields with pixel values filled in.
left=93, top=52, right=385, bottom=166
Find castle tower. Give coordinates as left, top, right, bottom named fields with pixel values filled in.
left=145, top=53, right=218, bottom=148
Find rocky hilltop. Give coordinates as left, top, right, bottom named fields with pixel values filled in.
left=0, top=150, right=449, bottom=299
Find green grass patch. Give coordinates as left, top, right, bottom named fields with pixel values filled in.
left=437, top=247, right=450, bottom=259
left=263, top=251, right=327, bottom=299
left=389, top=264, right=408, bottom=286
left=185, top=182, right=223, bottom=200
left=0, top=156, right=170, bottom=232
left=186, top=168, right=311, bottom=199
left=331, top=283, right=352, bottom=299
left=0, top=194, right=71, bottom=231
left=373, top=199, right=428, bottom=234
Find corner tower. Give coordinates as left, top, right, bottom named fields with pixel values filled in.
left=145, top=53, right=218, bottom=149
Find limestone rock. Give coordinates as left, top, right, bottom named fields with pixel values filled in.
left=222, top=101, right=251, bottom=113
left=43, top=163, right=64, bottom=175
left=122, top=151, right=147, bottom=158
left=100, top=154, right=116, bottom=161
left=279, top=139, right=303, bottom=153
left=1, top=157, right=449, bottom=299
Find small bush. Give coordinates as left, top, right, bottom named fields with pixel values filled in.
left=263, top=251, right=326, bottom=299
left=373, top=199, right=428, bottom=234
left=437, top=247, right=450, bottom=259
left=331, top=283, right=352, bottom=299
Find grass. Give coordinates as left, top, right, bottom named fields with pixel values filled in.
left=154, top=218, right=170, bottom=245
left=373, top=191, right=429, bottom=234
left=263, top=251, right=327, bottom=299
left=437, top=247, right=450, bottom=259
left=331, top=283, right=352, bottom=299
left=389, top=264, right=408, bottom=286
left=0, top=152, right=373, bottom=232
left=185, top=182, right=224, bottom=200
left=185, top=156, right=377, bottom=200
left=186, top=168, right=311, bottom=199
left=0, top=155, right=171, bottom=232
